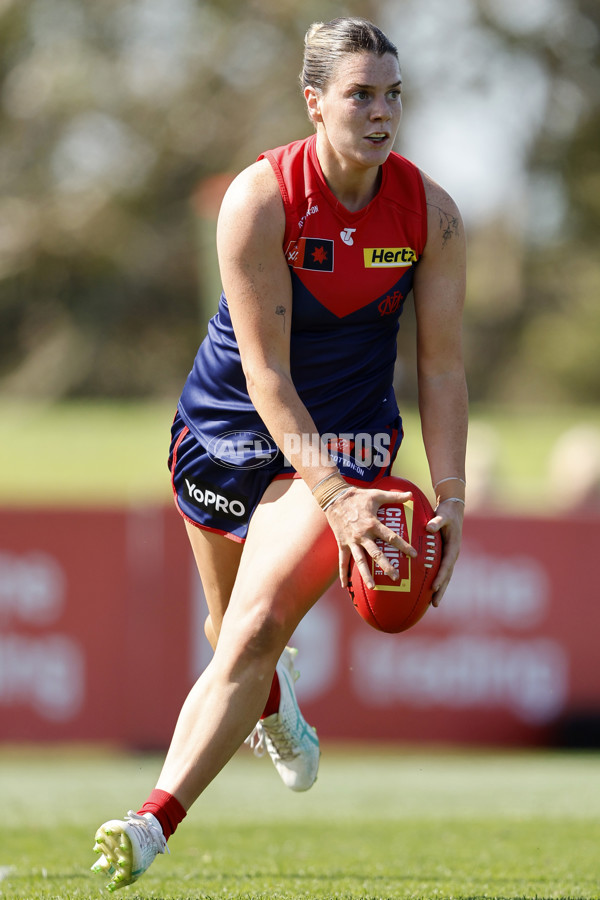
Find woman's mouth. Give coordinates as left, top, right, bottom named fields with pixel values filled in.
left=365, top=133, right=388, bottom=144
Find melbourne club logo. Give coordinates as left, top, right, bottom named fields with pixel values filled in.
left=378, top=289, right=405, bottom=316
left=340, top=227, right=357, bottom=246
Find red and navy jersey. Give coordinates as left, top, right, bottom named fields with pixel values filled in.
left=178, top=134, right=427, bottom=461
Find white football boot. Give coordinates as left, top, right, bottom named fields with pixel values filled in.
left=245, top=646, right=320, bottom=791
left=91, top=811, right=168, bottom=892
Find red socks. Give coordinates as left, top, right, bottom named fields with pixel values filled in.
left=261, top=670, right=281, bottom=719
left=138, top=789, right=187, bottom=840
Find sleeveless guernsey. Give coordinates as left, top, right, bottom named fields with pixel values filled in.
left=178, top=134, right=427, bottom=463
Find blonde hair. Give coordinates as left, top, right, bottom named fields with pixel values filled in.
left=300, top=17, right=399, bottom=92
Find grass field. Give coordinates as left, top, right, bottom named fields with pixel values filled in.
left=0, top=745, right=599, bottom=899
left=1, top=400, right=600, bottom=511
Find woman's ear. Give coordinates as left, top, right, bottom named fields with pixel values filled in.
left=304, top=85, right=322, bottom=125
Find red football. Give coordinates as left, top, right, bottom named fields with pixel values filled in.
left=347, top=476, right=442, bottom=633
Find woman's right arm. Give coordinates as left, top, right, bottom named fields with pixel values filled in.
left=216, top=160, right=415, bottom=587
left=217, top=160, right=332, bottom=485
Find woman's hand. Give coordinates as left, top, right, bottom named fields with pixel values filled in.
left=426, top=498, right=464, bottom=606
left=324, top=486, right=417, bottom=589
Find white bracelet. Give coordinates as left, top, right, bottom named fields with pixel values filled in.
left=433, top=476, right=466, bottom=490
left=438, top=497, right=465, bottom=506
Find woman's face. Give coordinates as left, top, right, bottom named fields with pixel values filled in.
left=306, top=51, right=403, bottom=173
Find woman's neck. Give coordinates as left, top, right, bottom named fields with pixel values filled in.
left=314, top=137, right=382, bottom=212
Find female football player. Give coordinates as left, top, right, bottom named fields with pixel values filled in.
left=92, top=16, right=467, bottom=890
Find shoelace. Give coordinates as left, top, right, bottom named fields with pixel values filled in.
left=124, top=811, right=169, bottom=854
left=261, top=717, right=298, bottom=761
left=244, top=650, right=301, bottom=762
left=244, top=723, right=267, bottom=757
left=245, top=718, right=298, bottom=761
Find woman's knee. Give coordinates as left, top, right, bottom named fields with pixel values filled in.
left=217, top=599, right=293, bottom=671
left=241, top=601, right=293, bottom=655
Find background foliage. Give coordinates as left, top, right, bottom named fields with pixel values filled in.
left=0, top=0, right=598, bottom=407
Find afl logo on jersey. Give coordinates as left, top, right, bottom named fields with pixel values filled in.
left=286, top=238, right=334, bottom=272
left=364, top=247, right=417, bottom=268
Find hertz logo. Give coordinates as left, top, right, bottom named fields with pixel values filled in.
left=364, top=247, right=417, bottom=268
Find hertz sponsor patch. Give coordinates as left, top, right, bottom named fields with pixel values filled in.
left=363, top=247, right=417, bottom=268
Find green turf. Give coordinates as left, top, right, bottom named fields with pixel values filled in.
left=2, top=399, right=600, bottom=511
left=0, top=400, right=176, bottom=507
left=0, top=746, right=598, bottom=899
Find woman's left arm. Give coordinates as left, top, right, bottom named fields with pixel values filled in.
left=413, top=172, right=468, bottom=606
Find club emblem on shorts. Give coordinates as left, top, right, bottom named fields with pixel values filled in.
left=286, top=238, right=334, bottom=272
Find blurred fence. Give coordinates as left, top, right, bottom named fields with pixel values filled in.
left=0, top=504, right=598, bottom=748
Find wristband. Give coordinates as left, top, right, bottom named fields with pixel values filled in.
left=322, top=487, right=352, bottom=511
left=437, top=497, right=465, bottom=506
left=311, top=472, right=340, bottom=493
left=312, top=472, right=348, bottom=510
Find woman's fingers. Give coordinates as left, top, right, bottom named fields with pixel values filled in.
left=329, top=486, right=421, bottom=587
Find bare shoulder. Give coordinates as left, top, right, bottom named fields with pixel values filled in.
left=419, top=169, right=464, bottom=253
left=218, top=158, right=284, bottom=234
left=217, top=158, right=287, bottom=281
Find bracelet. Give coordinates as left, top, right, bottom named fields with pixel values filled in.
left=311, top=472, right=339, bottom=494
left=437, top=497, right=465, bottom=506
left=433, top=476, right=466, bottom=490
left=322, top=487, right=352, bottom=511
left=312, top=472, right=348, bottom=510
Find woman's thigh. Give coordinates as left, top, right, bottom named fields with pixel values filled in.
left=219, top=477, right=338, bottom=652
left=184, top=521, right=243, bottom=640
left=184, top=476, right=338, bottom=665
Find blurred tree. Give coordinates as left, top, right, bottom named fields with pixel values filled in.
left=389, top=0, right=600, bottom=408
left=466, top=0, right=600, bottom=405
left=0, top=0, right=597, bottom=405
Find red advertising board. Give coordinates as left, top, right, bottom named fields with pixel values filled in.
left=288, top=514, right=597, bottom=746
left=0, top=506, right=598, bottom=747
left=0, top=507, right=191, bottom=746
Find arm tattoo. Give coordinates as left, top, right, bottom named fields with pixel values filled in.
left=429, top=204, right=460, bottom=248
left=275, top=304, right=287, bottom=333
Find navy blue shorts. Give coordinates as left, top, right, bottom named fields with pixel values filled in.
left=168, top=410, right=402, bottom=542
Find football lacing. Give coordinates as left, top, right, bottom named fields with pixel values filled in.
left=424, top=535, right=438, bottom=569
